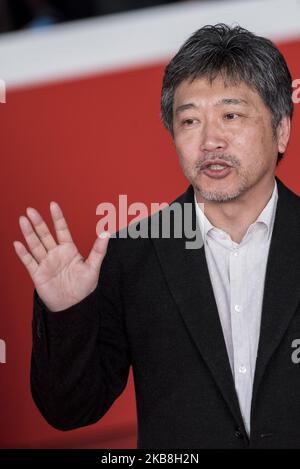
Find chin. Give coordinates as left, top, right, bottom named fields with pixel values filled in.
left=195, top=172, right=249, bottom=202
left=196, top=183, right=244, bottom=202
left=201, top=191, right=241, bottom=202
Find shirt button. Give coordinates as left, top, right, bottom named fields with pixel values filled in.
left=238, top=365, right=247, bottom=374
left=234, top=304, right=241, bottom=312
left=233, top=251, right=239, bottom=257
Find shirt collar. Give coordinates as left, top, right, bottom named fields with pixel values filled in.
left=255, top=179, right=278, bottom=240
left=194, top=179, right=278, bottom=242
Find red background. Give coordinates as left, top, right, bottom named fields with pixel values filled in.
left=0, top=38, right=300, bottom=448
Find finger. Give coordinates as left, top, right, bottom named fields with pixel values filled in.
left=26, top=207, right=57, bottom=251
left=13, top=240, right=39, bottom=278
left=85, top=232, right=110, bottom=273
left=19, top=216, right=48, bottom=262
left=50, top=201, right=73, bottom=244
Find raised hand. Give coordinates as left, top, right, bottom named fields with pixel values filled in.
left=13, top=202, right=110, bottom=312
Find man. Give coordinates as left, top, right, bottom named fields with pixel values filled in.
left=14, top=24, right=300, bottom=448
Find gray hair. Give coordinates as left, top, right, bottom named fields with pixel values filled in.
left=161, top=24, right=293, bottom=164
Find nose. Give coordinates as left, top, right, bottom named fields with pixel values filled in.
left=199, top=121, right=227, bottom=153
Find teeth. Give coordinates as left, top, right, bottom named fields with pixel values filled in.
left=207, top=164, right=227, bottom=170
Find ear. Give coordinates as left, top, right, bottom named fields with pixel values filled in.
left=276, top=116, right=291, bottom=153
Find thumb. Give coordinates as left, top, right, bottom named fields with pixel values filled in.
left=85, top=231, right=110, bottom=272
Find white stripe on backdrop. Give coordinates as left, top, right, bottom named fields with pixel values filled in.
left=0, top=0, right=300, bottom=89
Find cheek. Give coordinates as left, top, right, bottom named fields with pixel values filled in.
left=247, top=119, right=274, bottom=150
left=174, top=136, right=198, bottom=164
left=232, top=124, right=272, bottom=160
left=233, top=125, right=259, bottom=147
left=256, top=129, right=278, bottom=163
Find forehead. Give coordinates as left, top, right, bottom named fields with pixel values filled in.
left=173, top=75, right=263, bottom=109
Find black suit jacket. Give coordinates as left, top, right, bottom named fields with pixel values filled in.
left=31, top=177, right=300, bottom=448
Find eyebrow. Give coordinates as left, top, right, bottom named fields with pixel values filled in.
left=217, top=98, right=249, bottom=106
left=175, top=103, right=197, bottom=115
left=175, top=98, right=249, bottom=115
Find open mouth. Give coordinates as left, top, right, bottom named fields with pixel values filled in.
left=200, top=162, right=233, bottom=179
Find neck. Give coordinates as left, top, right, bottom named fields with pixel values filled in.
left=195, top=176, right=276, bottom=244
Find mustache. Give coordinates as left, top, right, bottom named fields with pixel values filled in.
left=195, top=153, right=240, bottom=170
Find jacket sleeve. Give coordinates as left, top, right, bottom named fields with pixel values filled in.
left=30, top=237, right=131, bottom=431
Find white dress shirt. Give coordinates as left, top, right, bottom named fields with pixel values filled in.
left=194, top=179, right=278, bottom=436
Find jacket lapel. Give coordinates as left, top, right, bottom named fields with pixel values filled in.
left=251, top=177, right=300, bottom=418
left=152, top=185, right=246, bottom=433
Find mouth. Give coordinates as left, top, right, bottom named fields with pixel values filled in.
left=200, top=161, right=233, bottom=180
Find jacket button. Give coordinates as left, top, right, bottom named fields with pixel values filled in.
left=234, top=428, right=243, bottom=439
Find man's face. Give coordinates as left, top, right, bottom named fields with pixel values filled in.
left=172, top=75, right=289, bottom=202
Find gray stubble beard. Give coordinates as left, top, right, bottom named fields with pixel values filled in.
left=194, top=170, right=250, bottom=203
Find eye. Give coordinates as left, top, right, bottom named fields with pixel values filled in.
left=182, top=118, right=198, bottom=127
left=224, top=113, right=239, bottom=120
